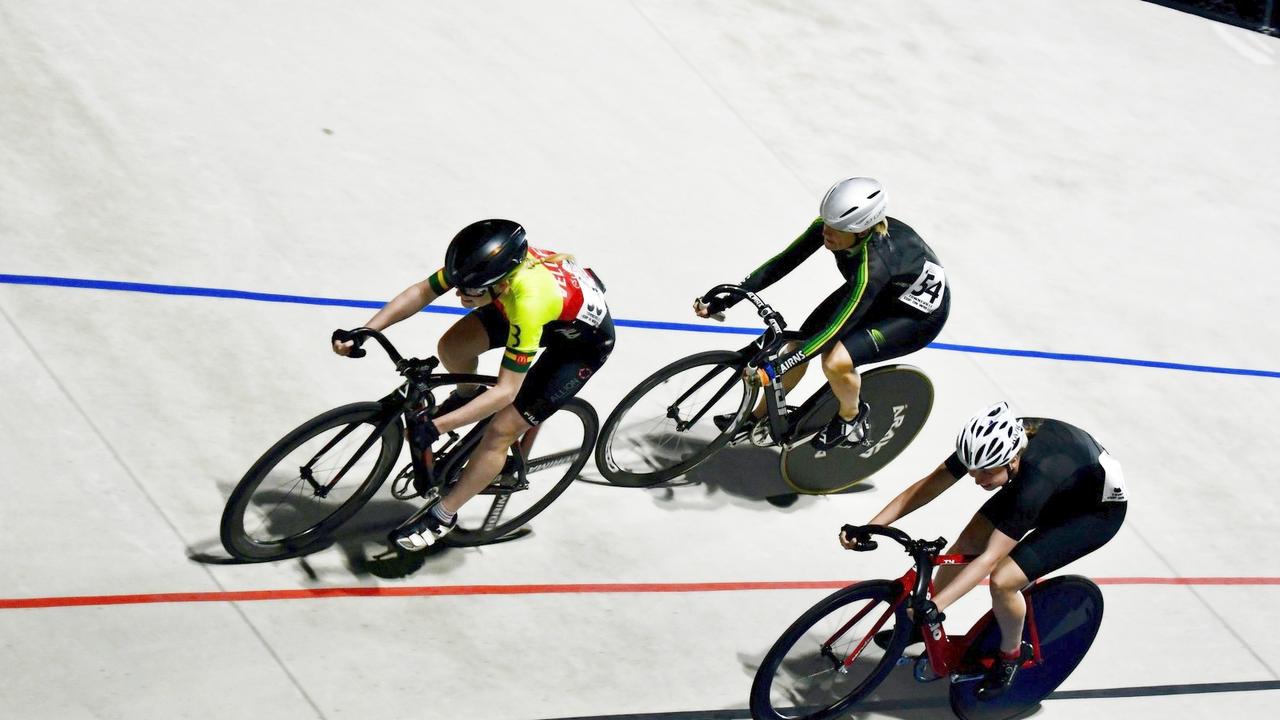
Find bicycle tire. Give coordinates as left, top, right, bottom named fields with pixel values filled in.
left=445, top=398, right=598, bottom=546
left=949, top=575, right=1104, bottom=720
left=780, top=365, right=933, bottom=494
left=750, top=580, right=912, bottom=720
left=595, top=350, right=755, bottom=487
left=221, top=402, right=403, bottom=561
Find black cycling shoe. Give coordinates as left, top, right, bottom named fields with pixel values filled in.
left=873, top=624, right=924, bottom=650
left=712, top=413, right=739, bottom=433
left=976, top=642, right=1033, bottom=701
left=811, top=401, right=871, bottom=451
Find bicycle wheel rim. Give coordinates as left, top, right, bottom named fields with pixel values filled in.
left=949, top=576, right=1104, bottom=720
left=448, top=399, right=596, bottom=546
left=596, top=351, right=754, bottom=487
left=751, top=581, right=910, bottom=720
left=222, top=403, right=401, bottom=560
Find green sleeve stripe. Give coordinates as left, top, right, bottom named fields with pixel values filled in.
left=427, top=269, right=451, bottom=295
left=747, top=218, right=823, bottom=280
left=800, top=249, right=868, bottom=356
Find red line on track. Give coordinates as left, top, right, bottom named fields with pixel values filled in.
left=3, top=577, right=1277, bottom=610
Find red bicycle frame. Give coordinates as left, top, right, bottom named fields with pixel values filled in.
left=883, top=553, right=1043, bottom=680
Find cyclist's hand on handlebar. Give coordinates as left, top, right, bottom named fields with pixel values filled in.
left=330, top=328, right=368, bottom=358
left=839, top=524, right=870, bottom=550
left=693, top=297, right=727, bottom=321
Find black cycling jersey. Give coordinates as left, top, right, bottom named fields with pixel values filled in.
left=944, top=418, right=1129, bottom=540
left=734, top=217, right=949, bottom=373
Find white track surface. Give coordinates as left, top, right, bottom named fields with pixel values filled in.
left=2, top=1, right=1279, bottom=718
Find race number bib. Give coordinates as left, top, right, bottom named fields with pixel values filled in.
left=564, top=260, right=607, bottom=328
left=1098, top=452, right=1128, bottom=503
left=899, top=261, right=946, bottom=313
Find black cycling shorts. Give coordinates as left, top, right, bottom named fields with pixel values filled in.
left=798, top=288, right=949, bottom=366
left=979, top=500, right=1127, bottom=581
left=468, top=304, right=614, bottom=425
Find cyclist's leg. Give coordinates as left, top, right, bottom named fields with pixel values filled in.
left=442, top=319, right=614, bottom=512
left=438, top=304, right=506, bottom=374
left=441, top=405, right=533, bottom=512
left=994, top=503, right=1127, bottom=652
left=820, top=342, right=862, bottom=420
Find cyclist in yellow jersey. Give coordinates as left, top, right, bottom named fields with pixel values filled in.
left=332, top=220, right=614, bottom=549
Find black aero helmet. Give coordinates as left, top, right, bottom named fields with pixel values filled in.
left=444, top=219, right=528, bottom=289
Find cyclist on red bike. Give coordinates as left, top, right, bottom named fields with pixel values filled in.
left=843, top=402, right=1128, bottom=699
left=695, top=177, right=949, bottom=450
left=332, top=219, right=614, bottom=550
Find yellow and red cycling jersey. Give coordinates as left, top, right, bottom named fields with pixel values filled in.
left=427, top=247, right=608, bottom=372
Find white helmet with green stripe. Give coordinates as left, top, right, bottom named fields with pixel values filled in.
left=820, top=177, right=887, bottom=233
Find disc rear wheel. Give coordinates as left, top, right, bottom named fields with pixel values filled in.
left=780, top=365, right=933, bottom=494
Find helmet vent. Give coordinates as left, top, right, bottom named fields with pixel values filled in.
left=838, top=206, right=860, bottom=219
left=867, top=190, right=881, bottom=199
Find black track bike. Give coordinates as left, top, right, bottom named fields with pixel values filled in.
left=220, top=327, right=597, bottom=561
left=594, top=285, right=933, bottom=493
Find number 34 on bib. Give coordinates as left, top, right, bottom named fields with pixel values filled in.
left=899, top=261, right=946, bottom=313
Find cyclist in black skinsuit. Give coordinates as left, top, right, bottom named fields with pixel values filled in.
left=847, top=402, right=1129, bottom=700
left=696, top=177, right=950, bottom=450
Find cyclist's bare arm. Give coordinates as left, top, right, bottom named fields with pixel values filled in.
left=840, top=465, right=955, bottom=549
left=433, top=365, right=527, bottom=434
left=366, top=279, right=440, bottom=331
left=930, top=529, right=1018, bottom=611
left=332, top=280, right=439, bottom=355
left=869, top=463, right=958, bottom=526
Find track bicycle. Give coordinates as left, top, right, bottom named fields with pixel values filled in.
left=594, top=285, right=933, bottom=493
left=219, top=327, right=597, bottom=561
left=750, top=524, right=1105, bottom=720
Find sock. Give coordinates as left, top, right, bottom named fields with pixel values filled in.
left=1000, top=646, right=1022, bottom=661
left=431, top=502, right=456, bottom=523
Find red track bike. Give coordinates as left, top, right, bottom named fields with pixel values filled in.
left=750, top=524, right=1104, bottom=720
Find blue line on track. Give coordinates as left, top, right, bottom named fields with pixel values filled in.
left=3, top=273, right=1278, bottom=379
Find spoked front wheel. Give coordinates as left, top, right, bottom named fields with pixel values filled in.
left=750, top=580, right=912, bottom=720
left=949, top=575, right=1105, bottom=720
left=446, top=398, right=598, bottom=546
left=220, top=402, right=403, bottom=561
left=595, top=350, right=756, bottom=487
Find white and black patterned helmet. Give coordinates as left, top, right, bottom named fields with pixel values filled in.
left=955, top=402, right=1027, bottom=470
left=819, top=177, right=887, bottom=233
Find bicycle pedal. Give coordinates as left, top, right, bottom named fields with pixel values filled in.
left=911, top=655, right=942, bottom=683
left=479, top=475, right=527, bottom=495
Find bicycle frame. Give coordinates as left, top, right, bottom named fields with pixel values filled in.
left=840, top=525, right=1043, bottom=683
left=698, top=284, right=852, bottom=446
left=326, top=327, right=497, bottom=499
